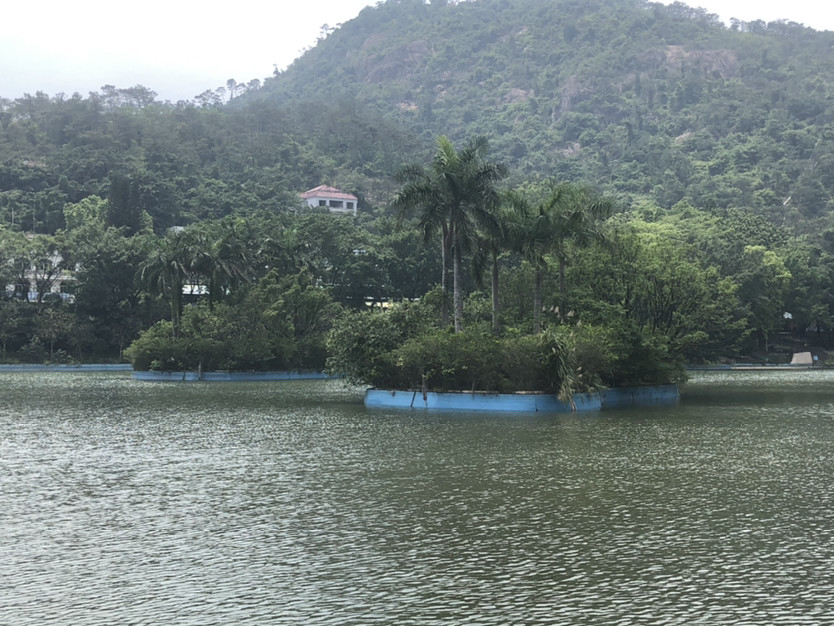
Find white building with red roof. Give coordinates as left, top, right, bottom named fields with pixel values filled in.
left=300, top=185, right=359, bottom=216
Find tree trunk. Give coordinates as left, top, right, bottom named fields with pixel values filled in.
left=533, top=266, right=543, bottom=334
left=440, top=225, right=450, bottom=328
left=453, top=243, right=464, bottom=333
left=491, top=252, right=500, bottom=333
left=558, top=257, right=567, bottom=323
left=171, top=280, right=183, bottom=339
left=209, top=273, right=217, bottom=311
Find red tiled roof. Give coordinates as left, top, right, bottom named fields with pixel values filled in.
left=300, top=185, right=358, bottom=201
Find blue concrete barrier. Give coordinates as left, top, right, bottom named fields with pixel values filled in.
left=0, top=364, right=132, bottom=372
left=132, top=370, right=335, bottom=382
left=365, top=384, right=679, bottom=413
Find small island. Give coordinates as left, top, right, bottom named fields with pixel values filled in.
left=326, top=293, right=683, bottom=413
left=323, top=138, right=686, bottom=413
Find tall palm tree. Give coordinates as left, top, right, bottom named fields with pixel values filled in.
left=190, top=219, right=253, bottom=309
left=543, top=182, right=613, bottom=322
left=510, top=183, right=613, bottom=333
left=394, top=135, right=506, bottom=332
left=472, top=198, right=525, bottom=333
left=140, top=231, right=194, bottom=338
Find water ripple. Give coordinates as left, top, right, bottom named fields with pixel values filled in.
left=1, top=372, right=833, bottom=624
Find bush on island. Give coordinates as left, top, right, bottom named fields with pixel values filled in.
left=325, top=301, right=684, bottom=397
left=126, top=270, right=340, bottom=372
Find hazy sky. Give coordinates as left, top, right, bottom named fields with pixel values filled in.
left=2, top=0, right=833, bottom=103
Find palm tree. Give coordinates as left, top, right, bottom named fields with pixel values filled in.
left=140, top=231, right=194, bottom=338
left=506, top=191, right=551, bottom=334
left=543, top=183, right=613, bottom=322
left=511, top=183, right=612, bottom=333
left=190, top=219, right=252, bottom=309
left=394, top=135, right=507, bottom=332
left=472, top=198, right=525, bottom=333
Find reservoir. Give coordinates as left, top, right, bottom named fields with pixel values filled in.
left=1, top=370, right=832, bottom=624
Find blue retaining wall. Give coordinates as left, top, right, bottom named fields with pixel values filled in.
left=133, top=370, right=335, bottom=382
left=600, top=385, right=680, bottom=409
left=365, top=384, right=678, bottom=413
left=0, top=364, right=132, bottom=372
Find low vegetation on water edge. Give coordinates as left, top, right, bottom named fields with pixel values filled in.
left=325, top=297, right=684, bottom=397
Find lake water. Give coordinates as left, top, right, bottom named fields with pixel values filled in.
left=1, top=370, right=833, bottom=625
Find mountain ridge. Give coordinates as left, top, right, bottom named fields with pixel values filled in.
left=255, top=0, right=834, bottom=231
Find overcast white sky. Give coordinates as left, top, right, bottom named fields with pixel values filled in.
left=1, top=0, right=833, bottom=103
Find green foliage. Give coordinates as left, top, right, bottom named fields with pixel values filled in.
left=125, top=315, right=231, bottom=372
left=735, top=245, right=792, bottom=348
left=17, top=337, right=47, bottom=364
left=326, top=295, right=676, bottom=394
left=126, top=270, right=341, bottom=371
left=3, top=1, right=834, bottom=239
left=8, top=0, right=834, bottom=367
left=0, top=299, right=29, bottom=359
left=598, top=319, right=686, bottom=387
left=394, top=330, right=537, bottom=393
left=64, top=226, right=153, bottom=355
left=325, top=299, right=436, bottom=386
left=570, top=214, right=750, bottom=361
left=393, top=135, right=507, bottom=331
left=329, top=322, right=555, bottom=393
left=258, top=0, right=834, bottom=237
left=63, top=195, right=108, bottom=230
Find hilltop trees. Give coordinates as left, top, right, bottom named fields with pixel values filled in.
left=2, top=0, right=834, bottom=243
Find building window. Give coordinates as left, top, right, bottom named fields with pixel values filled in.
left=318, top=200, right=327, bottom=206
left=346, top=202, right=354, bottom=210
left=329, top=200, right=343, bottom=208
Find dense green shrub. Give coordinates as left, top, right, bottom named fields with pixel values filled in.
left=124, top=320, right=225, bottom=371
left=327, top=301, right=684, bottom=394
left=395, top=330, right=507, bottom=392
left=325, top=297, right=438, bottom=386
left=325, top=311, right=402, bottom=386
left=17, top=338, right=47, bottom=364
left=126, top=270, right=341, bottom=371
left=606, top=327, right=685, bottom=387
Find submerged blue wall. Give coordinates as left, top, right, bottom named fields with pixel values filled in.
left=600, top=386, right=680, bottom=409
left=0, top=364, right=132, bottom=372
left=365, top=385, right=679, bottom=413
left=133, top=371, right=334, bottom=382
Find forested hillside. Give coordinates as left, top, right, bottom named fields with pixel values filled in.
left=0, top=85, right=416, bottom=232
left=3, top=0, right=834, bottom=234
left=262, top=0, right=834, bottom=233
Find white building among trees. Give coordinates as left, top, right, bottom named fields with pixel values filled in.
left=300, top=186, right=358, bottom=216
